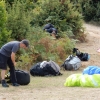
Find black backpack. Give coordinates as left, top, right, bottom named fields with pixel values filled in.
left=5, top=70, right=30, bottom=85
left=73, top=48, right=90, bottom=61
left=30, top=61, right=62, bottom=76
left=15, top=70, right=30, bottom=85
left=30, top=62, right=45, bottom=76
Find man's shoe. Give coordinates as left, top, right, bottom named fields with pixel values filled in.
left=12, top=83, right=20, bottom=86
left=1, top=80, right=9, bottom=87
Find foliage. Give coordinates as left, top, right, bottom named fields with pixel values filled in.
left=81, top=0, right=97, bottom=21
left=67, top=0, right=100, bottom=25
left=6, top=0, right=33, bottom=41
left=4, top=0, right=35, bottom=69
left=94, top=2, right=100, bottom=23
left=2, top=0, right=100, bottom=69
left=31, top=0, right=84, bottom=42
left=74, top=0, right=100, bottom=24
left=3, top=0, right=87, bottom=68
left=28, top=27, right=75, bottom=65
left=16, top=52, right=33, bottom=70
left=0, top=0, right=11, bottom=47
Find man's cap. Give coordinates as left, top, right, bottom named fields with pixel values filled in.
left=21, top=39, right=30, bottom=48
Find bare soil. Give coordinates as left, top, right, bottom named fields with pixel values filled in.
left=0, top=23, right=100, bottom=100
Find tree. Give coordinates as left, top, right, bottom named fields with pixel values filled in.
left=0, top=0, right=10, bottom=46
left=6, top=0, right=33, bottom=40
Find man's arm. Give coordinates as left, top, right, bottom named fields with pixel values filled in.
left=11, top=52, right=16, bottom=66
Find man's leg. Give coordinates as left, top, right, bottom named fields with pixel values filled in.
left=1, top=70, right=9, bottom=87
left=0, top=53, right=9, bottom=87
left=7, top=57, right=19, bottom=86
left=1, top=70, right=6, bottom=80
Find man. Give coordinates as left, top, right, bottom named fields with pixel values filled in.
left=0, top=39, right=30, bottom=87
left=43, top=23, right=58, bottom=39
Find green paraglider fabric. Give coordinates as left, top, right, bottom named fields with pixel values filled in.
left=64, top=74, right=100, bottom=87
left=64, top=74, right=81, bottom=87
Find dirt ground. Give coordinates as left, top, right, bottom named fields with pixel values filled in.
left=0, top=23, right=100, bottom=100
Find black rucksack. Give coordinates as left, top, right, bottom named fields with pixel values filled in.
left=30, top=62, right=45, bottom=76
left=73, top=48, right=90, bottom=61
left=15, top=70, right=30, bottom=85
left=5, top=70, right=30, bottom=85
left=30, top=61, right=62, bottom=76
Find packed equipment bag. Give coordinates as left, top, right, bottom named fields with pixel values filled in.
left=73, top=48, right=90, bottom=61
left=83, top=66, right=100, bottom=75
left=5, top=70, right=30, bottom=85
left=61, top=55, right=81, bottom=71
left=64, top=74, right=100, bottom=87
left=30, top=60, right=62, bottom=76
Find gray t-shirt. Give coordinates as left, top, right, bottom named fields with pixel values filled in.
left=0, top=41, right=20, bottom=57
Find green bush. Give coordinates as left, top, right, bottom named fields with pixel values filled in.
left=16, top=52, right=33, bottom=70
left=75, top=0, right=100, bottom=24
left=0, top=0, right=11, bottom=47
left=81, top=0, right=97, bottom=21
left=6, top=0, right=33, bottom=40
left=31, top=0, right=84, bottom=41
left=28, top=27, right=75, bottom=64
left=4, top=0, right=85, bottom=67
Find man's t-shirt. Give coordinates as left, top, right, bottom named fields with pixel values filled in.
left=0, top=41, right=20, bottom=57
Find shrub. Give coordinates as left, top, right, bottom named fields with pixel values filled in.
left=31, top=0, right=84, bottom=41
left=0, top=0, right=11, bottom=47
left=28, top=27, right=75, bottom=64
left=6, top=0, right=33, bottom=41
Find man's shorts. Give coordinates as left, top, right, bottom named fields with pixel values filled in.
left=0, top=53, right=8, bottom=70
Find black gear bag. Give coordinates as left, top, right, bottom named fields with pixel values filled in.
left=5, top=70, right=30, bottom=85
